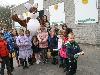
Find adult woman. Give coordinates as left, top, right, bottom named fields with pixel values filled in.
left=40, top=15, right=50, bottom=27
left=40, top=15, right=51, bottom=33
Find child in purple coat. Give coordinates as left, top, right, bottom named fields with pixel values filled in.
left=16, top=29, right=29, bottom=69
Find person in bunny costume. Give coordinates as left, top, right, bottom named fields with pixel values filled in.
left=11, top=3, right=40, bottom=36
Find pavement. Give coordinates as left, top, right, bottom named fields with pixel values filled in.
left=1, top=44, right=100, bottom=75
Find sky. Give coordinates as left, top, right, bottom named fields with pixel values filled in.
left=0, top=0, right=29, bottom=6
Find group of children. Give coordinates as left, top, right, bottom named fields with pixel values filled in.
left=0, top=24, right=84, bottom=75
left=58, top=32, right=84, bottom=75
left=0, top=28, right=34, bottom=75
left=46, top=25, right=84, bottom=75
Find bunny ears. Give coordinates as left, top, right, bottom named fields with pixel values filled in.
left=24, top=3, right=38, bottom=11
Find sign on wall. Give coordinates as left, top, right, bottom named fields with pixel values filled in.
left=74, top=0, right=98, bottom=24
left=49, top=2, right=65, bottom=25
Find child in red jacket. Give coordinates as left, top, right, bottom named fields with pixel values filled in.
left=0, top=32, right=12, bottom=75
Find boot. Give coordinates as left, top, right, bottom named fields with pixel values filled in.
left=28, top=58, right=33, bottom=65
left=23, top=61, right=28, bottom=69
left=7, top=71, right=13, bottom=75
left=10, top=67, right=14, bottom=72
left=52, top=57, right=56, bottom=65
left=17, top=60, right=20, bottom=67
left=25, top=61, right=29, bottom=68
left=59, top=64, right=63, bottom=68
left=21, top=60, right=25, bottom=69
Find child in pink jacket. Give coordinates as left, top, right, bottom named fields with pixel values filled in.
left=58, top=30, right=69, bottom=72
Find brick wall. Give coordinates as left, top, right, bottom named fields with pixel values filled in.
left=43, top=0, right=100, bottom=45
left=96, top=9, right=100, bottom=45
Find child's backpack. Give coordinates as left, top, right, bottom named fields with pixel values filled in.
left=59, top=45, right=68, bottom=59
left=0, top=40, right=9, bottom=57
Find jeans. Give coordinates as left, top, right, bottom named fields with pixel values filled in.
left=1, top=56, right=11, bottom=75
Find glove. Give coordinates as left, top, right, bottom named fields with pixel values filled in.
left=74, top=54, right=79, bottom=59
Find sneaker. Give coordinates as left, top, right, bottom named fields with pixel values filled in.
left=38, top=60, right=41, bottom=64
left=36, top=60, right=39, bottom=64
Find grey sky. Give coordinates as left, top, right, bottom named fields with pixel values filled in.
left=0, top=0, right=29, bottom=6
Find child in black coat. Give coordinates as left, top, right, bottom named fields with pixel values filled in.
left=65, top=32, right=84, bottom=75
left=31, top=36, right=41, bottom=64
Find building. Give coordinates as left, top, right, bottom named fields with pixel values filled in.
left=12, top=0, right=100, bottom=45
